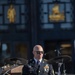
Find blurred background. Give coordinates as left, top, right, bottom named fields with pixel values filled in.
left=0, top=0, right=75, bottom=74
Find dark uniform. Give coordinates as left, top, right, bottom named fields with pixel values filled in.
left=22, top=59, right=54, bottom=75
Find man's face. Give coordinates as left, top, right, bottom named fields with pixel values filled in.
left=33, top=45, right=44, bottom=60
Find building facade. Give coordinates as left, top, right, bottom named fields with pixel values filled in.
left=0, top=0, right=75, bottom=74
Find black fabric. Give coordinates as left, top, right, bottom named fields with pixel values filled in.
left=37, top=60, right=40, bottom=65
left=22, top=59, right=54, bottom=75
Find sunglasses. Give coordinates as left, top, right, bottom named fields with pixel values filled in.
left=35, top=51, right=44, bottom=54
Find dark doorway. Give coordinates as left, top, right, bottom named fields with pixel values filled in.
left=15, top=43, right=28, bottom=59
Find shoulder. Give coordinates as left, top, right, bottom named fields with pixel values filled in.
left=23, top=59, right=34, bottom=66
left=41, top=59, right=48, bottom=65
left=44, top=59, right=48, bottom=62
left=28, top=59, right=35, bottom=65
left=28, top=59, right=34, bottom=62
left=43, top=59, right=48, bottom=63
left=43, top=59, right=52, bottom=66
left=23, top=59, right=34, bottom=69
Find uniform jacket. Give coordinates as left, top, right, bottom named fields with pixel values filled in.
left=22, top=59, right=54, bottom=75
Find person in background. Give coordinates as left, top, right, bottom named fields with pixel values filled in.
left=22, top=45, right=55, bottom=75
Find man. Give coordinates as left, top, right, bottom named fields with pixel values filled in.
left=22, top=45, right=54, bottom=75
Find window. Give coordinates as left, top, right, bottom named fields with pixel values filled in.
left=0, top=0, right=29, bottom=32
left=0, top=43, right=11, bottom=66
left=39, top=0, right=73, bottom=30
